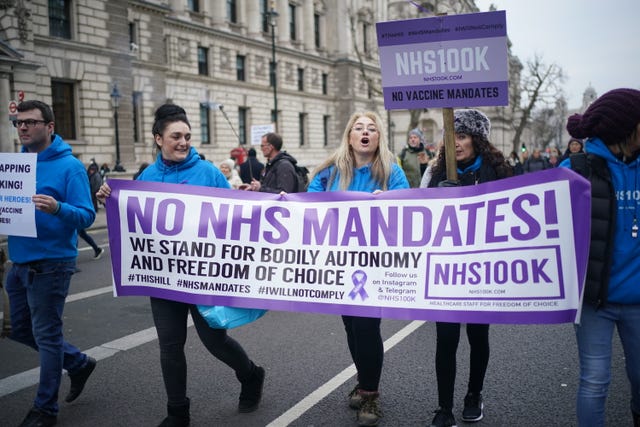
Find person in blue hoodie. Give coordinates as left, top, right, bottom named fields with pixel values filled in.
left=307, top=111, right=409, bottom=427
left=97, top=104, right=264, bottom=426
left=561, top=88, right=640, bottom=427
left=6, top=100, right=97, bottom=427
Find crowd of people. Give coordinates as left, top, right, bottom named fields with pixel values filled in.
left=3, top=89, right=639, bottom=427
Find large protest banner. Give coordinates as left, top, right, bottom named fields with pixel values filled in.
left=106, top=168, right=590, bottom=324
left=0, top=153, right=37, bottom=237
left=377, top=11, right=508, bottom=109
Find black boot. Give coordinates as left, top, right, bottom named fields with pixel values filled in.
left=158, top=398, right=190, bottom=427
left=633, top=410, right=640, bottom=427
left=238, top=365, right=265, bottom=413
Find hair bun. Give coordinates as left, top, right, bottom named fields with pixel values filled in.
left=154, top=104, right=186, bottom=121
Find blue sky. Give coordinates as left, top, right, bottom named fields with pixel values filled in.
left=474, top=0, right=640, bottom=109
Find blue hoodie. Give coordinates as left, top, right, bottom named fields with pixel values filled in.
left=560, top=137, right=640, bottom=304
left=8, top=134, right=96, bottom=263
left=137, top=146, right=230, bottom=188
left=307, top=163, right=409, bottom=193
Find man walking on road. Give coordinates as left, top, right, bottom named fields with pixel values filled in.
left=5, top=100, right=97, bottom=427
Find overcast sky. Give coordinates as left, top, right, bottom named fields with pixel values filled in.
left=474, top=0, right=640, bottom=109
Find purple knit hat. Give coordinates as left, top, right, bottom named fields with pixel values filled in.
left=566, top=88, right=640, bottom=145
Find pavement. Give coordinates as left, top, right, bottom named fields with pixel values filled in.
left=91, top=207, right=107, bottom=231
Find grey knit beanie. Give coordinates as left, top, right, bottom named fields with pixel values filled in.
left=454, top=109, right=491, bottom=140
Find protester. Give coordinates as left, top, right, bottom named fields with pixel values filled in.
left=242, top=133, right=299, bottom=193
left=397, top=127, right=430, bottom=188
left=522, top=148, right=550, bottom=172
left=560, top=88, right=640, bottom=427
left=307, top=111, right=409, bottom=426
left=78, top=229, right=103, bottom=260
left=132, top=162, right=149, bottom=180
left=219, top=158, right=243, bottom=189
left=422, top=109, right=512, bottom=427
left=508, top=151, right=524, bottom=175
left=559, top=137, right=585, bottom=163
left=239, top=148, right=264, bottom=184
left=96, top=104, right=265, bottom=426
left=87, top=161, right=102, bottom=212
left=6, top=100, right=97, bottom=427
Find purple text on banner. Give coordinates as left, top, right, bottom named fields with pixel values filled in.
left=105, top=168, right=590, bottom=325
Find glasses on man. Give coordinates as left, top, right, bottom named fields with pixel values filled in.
left=351, top=126, right=378, bottom=133
left=12, top=119, right=48, bottom=128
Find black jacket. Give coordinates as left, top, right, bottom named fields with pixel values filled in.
left=240, top=157, right=264, bottom=184
left=260, top=151, right=299, bottom=194
left=570, top=153, right=617, bottom=307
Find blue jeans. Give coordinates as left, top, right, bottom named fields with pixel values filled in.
left=575, top=303, right=640, bottom=426
left=6, top=260, right=87, bottom=415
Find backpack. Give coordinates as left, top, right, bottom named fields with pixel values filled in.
left=294, top=164, right=310, bottom=192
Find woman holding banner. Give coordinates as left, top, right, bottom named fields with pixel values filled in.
left=562, top=88, right=640, bottom=427
left=307, top=111, right=409, bottom=427
left=96, top=104, right=265, bottom=426
left=423, top=109, right=512, bottom=427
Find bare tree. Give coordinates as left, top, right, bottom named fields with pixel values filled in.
left=511, top=55, right=565, bottom=153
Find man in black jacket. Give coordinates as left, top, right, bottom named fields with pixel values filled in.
left=239, top=148, right=264, bottom=184
left=243, top=133, right=299, bottom=193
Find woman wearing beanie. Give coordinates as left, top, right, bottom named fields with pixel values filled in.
left=398, top=128, right=431, bottom=188
left=559, top=137, right=585, bottom=163
left=560, top=88, right=640, bottom=427
left=422, top=109, right=512, bottom=427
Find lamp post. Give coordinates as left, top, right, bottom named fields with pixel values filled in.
left=269, top=2, right=279, bottom=132
left=110, top=83, right=125, bottom=172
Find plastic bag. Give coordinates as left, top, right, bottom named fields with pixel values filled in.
left=197, top=305, right=267, bottom=329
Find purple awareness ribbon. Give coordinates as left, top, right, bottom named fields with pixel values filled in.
left=349, top=270, right=369, bottom=301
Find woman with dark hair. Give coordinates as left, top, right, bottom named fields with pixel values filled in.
left=308, top=111, right=409, bottom=427
left=422, top=109, right=512, bottom=427
left=561, top=88, right=640, bottom=427
left=97, top=104, right=264, bottom=426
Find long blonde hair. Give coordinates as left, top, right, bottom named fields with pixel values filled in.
left=311, top=111, right=396, bottom=191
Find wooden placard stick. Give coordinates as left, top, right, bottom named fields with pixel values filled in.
left=443, top=107, right=457, bottom=182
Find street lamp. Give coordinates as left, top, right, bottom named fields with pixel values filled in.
left=269, top=2, right=279, bottom=132
left=110, top=83, right=125, bottom=172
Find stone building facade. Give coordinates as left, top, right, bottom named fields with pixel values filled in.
left=1, top=0, right=515, bottom=172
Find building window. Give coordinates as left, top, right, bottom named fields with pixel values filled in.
left=299, top=113, right=306, bottom=147
left=323, top=115, right=330, bottom=147
left=128, top=21, right=139, bottom=52
left=322, top=73, right=328, bottom=95
left=297, top=68, right=304, bottom=92
left=197, top=46, right=209, bottom=76
left=314, top=13, right=321, bottom=48
left=289, top=4, right=297, bottom=41
left=227, top=0, right=237, bottom=23
left=362, top=22, right=370, bottom=55
left=238, top=107, right=248, bottom=145
left=269, top=60, right=276, bottom=88
left=261, top=0, right=270, bottom=33
left=51, top=80, right=76, bottom=139
left=271, top=109, right=277, bottom=126
left=49, top=0, right=71, bottom=39
left=236, top=55, right=246, bottom=81
left=187, top=0, right=199, bottom=12
left=132, top=92, right=142, bottom=143
left=200, top=104, right=211, bottom=144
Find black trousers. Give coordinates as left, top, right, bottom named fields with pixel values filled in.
left=150, top=297, right=254, bottom=405
left=342, top=315, right=383, bottom=392
left=435, top=322, right=490, bottom=409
